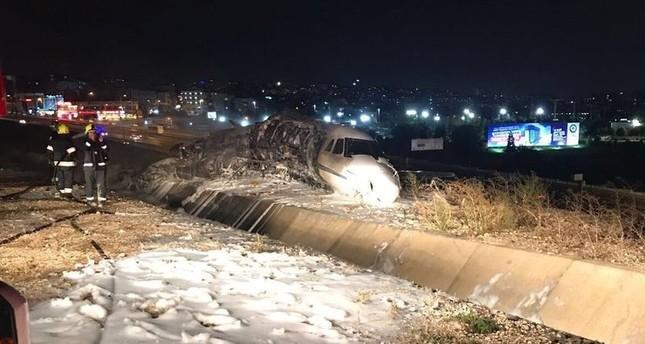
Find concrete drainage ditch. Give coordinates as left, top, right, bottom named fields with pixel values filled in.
left=146, top=179, right=645, bottom=344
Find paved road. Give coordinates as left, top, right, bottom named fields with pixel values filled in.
left=1, top=116, right=205, bottom=153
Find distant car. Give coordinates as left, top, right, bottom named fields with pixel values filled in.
left=129, top=133, right=143, bottom=142
left=18, top=119, right=27, bottom=124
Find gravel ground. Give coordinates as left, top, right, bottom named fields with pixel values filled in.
left=0, top=185, right=599, bottom=343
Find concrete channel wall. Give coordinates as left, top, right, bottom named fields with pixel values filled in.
left=149, top=180, right=645, bottom=344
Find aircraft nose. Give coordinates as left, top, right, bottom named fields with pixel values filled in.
left=366, top=165, right=400, bottom=206
left=345, top=162, right=400, bottom=207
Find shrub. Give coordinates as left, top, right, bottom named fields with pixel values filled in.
left=450, top=125, right=483, bottom=155
left=414, top=175, right=644, bottom=264
left=454, top=313, right=500, bottom=334
left=416, top=178, right=517, bottom=235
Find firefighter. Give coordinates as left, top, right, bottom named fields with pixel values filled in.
left=46, top=123, right=76, bottom=198
left=83, top=124, right=109, bottom=204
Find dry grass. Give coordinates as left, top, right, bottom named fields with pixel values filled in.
left=354, top=289, right=375, bottom=304
left=248, top=233, right=268, bottom=253
left=389, top=302, right=401, bottom=319
left=392, top=300, right=594, bottom=344
left=415, top=178, right=519, bottom=235
left=538, top=192, right=645, bottom=261
left=396, top=320, right=481, bottom=344
left=0, top=196, right=221, bottom=302
left=404, top=173, right=423, bottom=199
left=413, top=176, right=645, bottom=268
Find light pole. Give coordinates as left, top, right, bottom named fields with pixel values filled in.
left=499, top=107, right=508, bottom=119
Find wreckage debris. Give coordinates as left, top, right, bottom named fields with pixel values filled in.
left=140, top=114, right=327, bottom=191
left=139, top=113, right=401, bottom=206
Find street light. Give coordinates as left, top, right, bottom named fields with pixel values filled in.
left=467, top=111, right=475, bottom=119
left=499, top=107, right=508, bottom=116
left=360, top=114, right=370, bottom=123
left=463, top=108, right=471, bottom=115
left=433, top=114, right=440, bottom=122
left=323, top=115, right=332, bottom=123
left=337, top=111, right=344, bottom=117
left=421, top=110, right=430, bottom=118
left=536, top=107, right=545, bottom=116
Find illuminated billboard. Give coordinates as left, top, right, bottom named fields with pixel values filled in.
left=43, top=95, right=64, bottom=111
left=487, top=122, right=580, bottom=148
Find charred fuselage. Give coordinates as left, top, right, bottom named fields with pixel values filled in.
left=139, top=114, right=400, bottom=206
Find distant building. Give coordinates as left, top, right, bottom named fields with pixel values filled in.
left=233, top=97, right=258, bottom=115
left=610, top=119, right=634, bottom=132
left=179, top=90, right=206, bottom=116
left=128, top=89, right=157, bottom=114
left=208, top=93, right=233, bottom=113
left=14, top=93, right=44, bottom=115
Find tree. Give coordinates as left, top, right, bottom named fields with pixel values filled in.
left=433, top=125, right=446, bottom=138
left=450, top=125, right=483, bottom=155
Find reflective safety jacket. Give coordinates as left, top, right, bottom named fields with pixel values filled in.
left=46, top=134, right=77, bottom=167
left=83, top=138, right=109, bottom=170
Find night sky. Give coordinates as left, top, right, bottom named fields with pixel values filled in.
left=3, top=0, right=645, bottom=95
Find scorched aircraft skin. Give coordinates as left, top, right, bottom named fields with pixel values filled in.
left=139, top=113, right=400, bottom=206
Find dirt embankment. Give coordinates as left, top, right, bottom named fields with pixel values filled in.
left=0, top=186, right=597, bottom=344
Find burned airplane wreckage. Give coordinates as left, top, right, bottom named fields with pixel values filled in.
left=139, top=114, right=400, bottom=206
